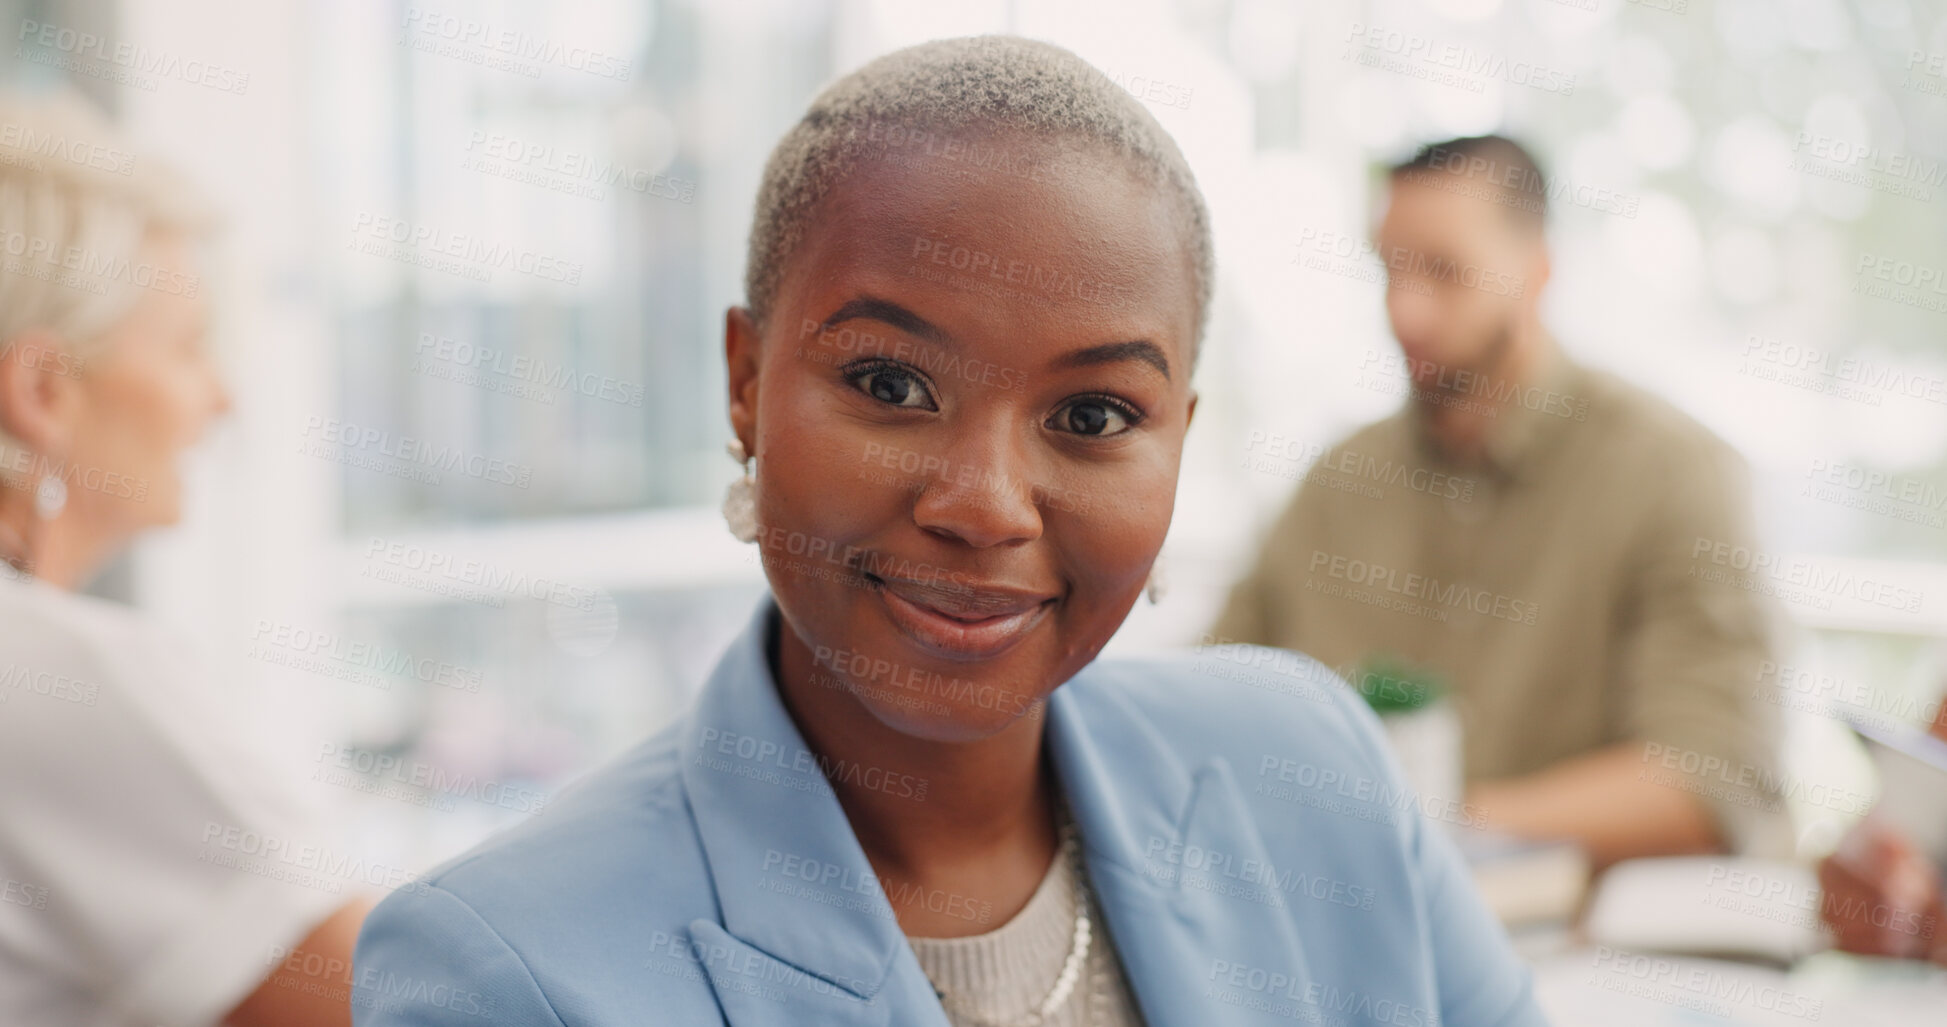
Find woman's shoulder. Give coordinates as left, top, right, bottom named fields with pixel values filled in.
left=0, top=573, right=174, bottom=662
left=1063, top=642, right=1392, bottom=779
left=372, top=724, right=711, bottom=934
left=412, top=725, right=701, bottom=892
left=0, top=575, right=200, bottom=723
left=356, top=727, right=729, bottom=1023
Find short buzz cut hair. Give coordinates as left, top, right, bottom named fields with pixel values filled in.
left=743, top=35, right=1214, bottom=362
left=1388, top=134, right=1548, bottom=235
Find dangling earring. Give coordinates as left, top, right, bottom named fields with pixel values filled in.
left=1144, top=555, right=1168, bottom=605
left=34, top=475, right=66, bottom=521
left=721, top=438, right=758, bottom=543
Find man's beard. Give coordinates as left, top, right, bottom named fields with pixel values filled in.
left=1408, top=316, right=1516, bottom=405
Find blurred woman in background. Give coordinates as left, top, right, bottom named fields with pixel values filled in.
left=0, top=90, right=368, bottom=1027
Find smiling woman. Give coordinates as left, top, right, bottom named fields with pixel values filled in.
left=352, top=35, right=1549, bottom=1027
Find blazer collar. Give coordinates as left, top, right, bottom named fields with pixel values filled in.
left=679, top=593, right=1313, bottom=1025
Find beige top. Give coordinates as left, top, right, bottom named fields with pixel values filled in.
left=907, top=833, right=1145, bottom=1026
left=1210, top=349, right=1792, bottom=855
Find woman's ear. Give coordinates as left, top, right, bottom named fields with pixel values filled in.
left=724, top=306, right=763, bottom=455
left=0, top=330, right=81, bottom=456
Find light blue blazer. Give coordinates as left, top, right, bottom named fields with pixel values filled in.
left=353, top=594, right=1549, bottom=1026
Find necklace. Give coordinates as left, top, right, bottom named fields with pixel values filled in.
left=915, top=818, right=1096, bottom=1027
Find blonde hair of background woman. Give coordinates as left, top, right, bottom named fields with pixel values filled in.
left=0, top=89, right=213, bottom=489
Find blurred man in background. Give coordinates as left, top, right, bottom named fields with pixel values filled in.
left=1212, top=135, right=1791, bottom=869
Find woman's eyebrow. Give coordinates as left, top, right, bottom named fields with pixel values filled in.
left=1050, top=340, right=1171, bottom=381
left=819, top=295, right=1171, bottom=381
left=819, top=296, right=949, bottom=343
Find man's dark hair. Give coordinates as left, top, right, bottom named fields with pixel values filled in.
left=1388, top=134, right=1548, bottom=235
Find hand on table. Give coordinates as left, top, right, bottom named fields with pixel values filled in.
left=1817, top=816, right=1946, bottom=965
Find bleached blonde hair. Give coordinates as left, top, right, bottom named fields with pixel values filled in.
left=0, top=90, right=212, bottom=466
left=745, top=35, right=1213, bottom=364
left=0, top=89, right=212, bottom=363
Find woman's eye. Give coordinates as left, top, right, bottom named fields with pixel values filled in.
left=1051, top=397, right=1139, bottom=437
left=846, top=363, right=936, bottom=410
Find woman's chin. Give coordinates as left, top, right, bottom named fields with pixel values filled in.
left=856, top=690, right=1049, bottom=744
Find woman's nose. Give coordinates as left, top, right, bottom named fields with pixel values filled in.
left=908, top=433, right=1045, bottom=549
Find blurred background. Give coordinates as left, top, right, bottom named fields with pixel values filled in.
left=4, top=0, right=1945, bottom=1015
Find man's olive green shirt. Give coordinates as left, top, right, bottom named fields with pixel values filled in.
left=1211, top=351, right=1791, bottom=854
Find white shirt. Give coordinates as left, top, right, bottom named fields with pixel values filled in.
left=0, top=568, right=344, bottom=1027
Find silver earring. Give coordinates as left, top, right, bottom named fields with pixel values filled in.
left=1144, top=556, right=1168, bottom=605
left=722, top=439, right=758, bottom=543
left=33, top=475, right=67, bottom=520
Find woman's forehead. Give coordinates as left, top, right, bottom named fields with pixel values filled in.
left=779, top=147, right=1198, bottom=359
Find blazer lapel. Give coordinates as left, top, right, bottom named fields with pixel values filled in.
left=679, top=596, right=1314, bottom=1025
left=678, top=596, right=948, bottom=1027
left=1048, top=667, right=1316, bottom=1026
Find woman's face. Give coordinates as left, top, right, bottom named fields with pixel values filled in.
left=728, top=136, right=1199, bottom=742
left=65, top=233, right=228, bottom=531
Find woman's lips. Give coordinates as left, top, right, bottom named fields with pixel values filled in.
left=869, top=575, right=1055, bottom=661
